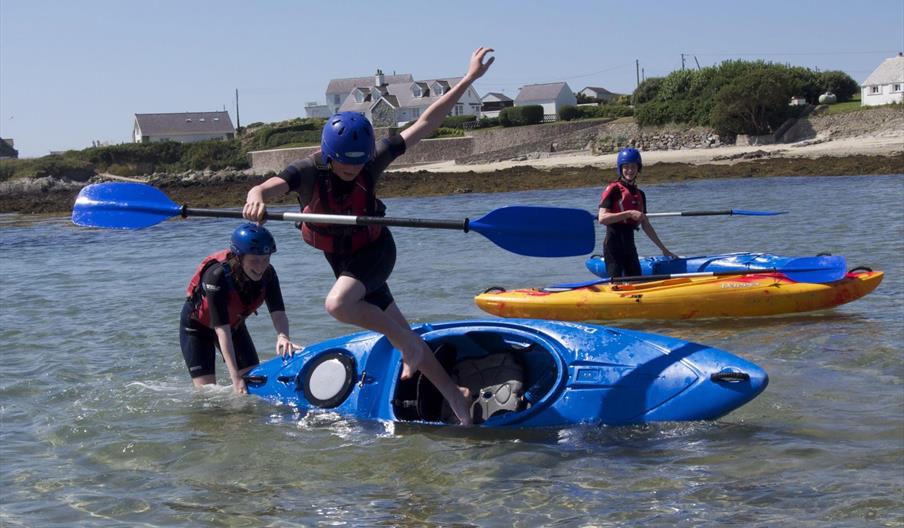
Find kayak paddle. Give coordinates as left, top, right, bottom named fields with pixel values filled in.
left=646, top=209, right=787, bottom=217
left=71, top=182, right=596, bottom=258
left=544, top=262, right=848, bottom=291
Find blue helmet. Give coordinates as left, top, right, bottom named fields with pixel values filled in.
left=321, top=112, right=375, bottom=165
left=230, top=223, right=276, bottom=256
left=616, top=148, right=642, bottom=177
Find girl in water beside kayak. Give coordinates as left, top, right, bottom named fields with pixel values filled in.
left=598, top=148, right=678, bottom=277
left=242, top=47, right=496, bottom=425
left=181, top=223, right=302, bottom=394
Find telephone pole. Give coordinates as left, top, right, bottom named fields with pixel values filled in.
left=235, top=89, right=241, bottom=132
left=681, top=53, right=686, bottom=71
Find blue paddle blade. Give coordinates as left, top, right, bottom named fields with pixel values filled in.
left=71, top=182, right=183, bottom=229
left=781, top=255, right=847, bottom=283
left=731, top=209, right=788, bottom=216
left=469, top=206, right=596, bottom=258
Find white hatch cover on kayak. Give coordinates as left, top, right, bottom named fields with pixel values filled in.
left=303, top=352, right=356, bottom=408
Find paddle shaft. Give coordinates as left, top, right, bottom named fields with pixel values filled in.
left=648, top=210, right=750, bottom=217
left=543, top=268, right=823, bottom=292
left=182, top=207, right=470, bottom=232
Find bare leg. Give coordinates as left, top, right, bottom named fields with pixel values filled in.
left=192, top=374, right=216, bottom=388
left=325, top=276, right=473, bottom=425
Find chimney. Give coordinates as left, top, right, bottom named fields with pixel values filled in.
left=375, top=69, right=385, bottom=87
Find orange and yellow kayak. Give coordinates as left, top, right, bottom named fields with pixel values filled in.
left=475, top=270, right=883, bottom=321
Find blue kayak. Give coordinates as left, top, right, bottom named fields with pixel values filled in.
left=586, top=252, right=846, bottom=279
left=244, top=319, right=768, bottom=427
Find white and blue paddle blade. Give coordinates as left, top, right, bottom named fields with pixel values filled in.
left=71, top=182, right=183, bottom=229
left=469, top=206, right=596, bottom=258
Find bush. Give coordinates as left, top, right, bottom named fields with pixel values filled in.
left=499, top=105, right=544, bottom=126
left=819, top=70, right=860, bottom=102
left=440, top=115, right=478, bottom=129
left=477, top=116, right=499, bottom=128
left=710, top=69, right=797, bottom=136
left=559, top=105, right=581, bottom=121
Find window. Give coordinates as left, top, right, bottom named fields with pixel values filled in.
left=334, top=94, right=341, bottom=104
left=454, top=103, right=463, bottom=116
left=894, top=84, right=902, bottom=93
left=870, top=86, right=880, bottom=94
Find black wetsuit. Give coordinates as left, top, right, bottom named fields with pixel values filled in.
left=180, top=262, right=285, bottom=378
left=599, top=184, right=647, bottom=278
left=278, top=134, right=407, bottom=310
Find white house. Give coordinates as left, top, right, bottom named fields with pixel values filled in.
left=325, top=71, right=414, bottom=114
left=480, top=92, right=514, bottom=118
left=579, top=86, right=619, bottom=102
left=337, top=71, right=482, bottom=127
left=304, top=101, right=331, bottom=119
left=861, top=53, right=904, bottom=106
left=133, top=112, right=235, bottom=144
left=514, top=82, right=577, bottom=119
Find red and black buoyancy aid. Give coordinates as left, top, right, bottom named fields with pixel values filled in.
left=185, top=249, right=266, bottom=329
left=301, top=157, right=384, bottom=253
left=599, top=180, right=645, bottom=227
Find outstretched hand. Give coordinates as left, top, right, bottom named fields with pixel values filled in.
left=466, top=47, right=495, bottom=81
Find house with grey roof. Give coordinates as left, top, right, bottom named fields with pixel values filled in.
left=326, top=71, right=414, bottom=114
left=337, top=71, right=482, bottom=127
left=579, top=86, right=620, bottom=102
left=480, top=92, right=514, bottom=118
left=514, top=82, right=577, bottom=119
left=133, top=112, right=235, bottom=144
left=861, top=53, right=904, bottom=106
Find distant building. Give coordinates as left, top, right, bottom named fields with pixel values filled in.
left=304, top=102, right=331, bottom=119
left=861, top=53, right=904, bottom=106
left=480, top=92, right=514, bottom=118
left=579, top=86, right=620, bottom=102
left=514, top=82, right=577, bottom=119
left=338, top=70, right=482, bottom=127
left=0, top=138, right=18, bottom=159
left=325, top=71, right=414, bottom=114
left=133, top=111, right=235, bottom=144
left=789, top=96, right=808, bottom=106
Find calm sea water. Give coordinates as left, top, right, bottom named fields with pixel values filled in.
left=1, top=175, right=902, bottom=527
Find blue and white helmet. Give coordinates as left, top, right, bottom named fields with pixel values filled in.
left=230, top=223, right=276, bottom=256
left=321, top=112, right=375, bottom=165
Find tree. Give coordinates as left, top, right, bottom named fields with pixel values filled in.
left=710, top=69, right=795, bottom=137
left=632, top=77, right=664, bottom=104
left=819, top=70, right=860, bottom=102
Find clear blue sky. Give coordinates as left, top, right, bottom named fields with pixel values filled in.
left=2, top=0, right=902, bottom=158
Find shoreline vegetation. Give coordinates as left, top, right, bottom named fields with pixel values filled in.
left=1, top=151, right=901, bottom=217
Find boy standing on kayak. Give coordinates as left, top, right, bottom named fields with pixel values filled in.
left=242, top=47, right=495, bottom=425
left=181, top=224, right=301, bottom=394
left=598, top=148, right=677, bottom=277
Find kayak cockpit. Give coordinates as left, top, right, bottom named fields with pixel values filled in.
left=391, top=330, right=560, bottom=425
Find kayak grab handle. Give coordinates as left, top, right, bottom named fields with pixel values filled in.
left=710, top=371, right=751, bottom=383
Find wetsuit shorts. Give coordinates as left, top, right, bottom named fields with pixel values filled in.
left=603, top=228, right=642, bottom=278
left=324, top=228, right=396, bottom=311
left=179, top=301, right=260, bottom=378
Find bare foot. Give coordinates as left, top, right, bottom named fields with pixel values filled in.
left=450, top=386, right=473, bottom=426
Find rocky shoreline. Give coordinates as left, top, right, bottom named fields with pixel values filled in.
left=2, top=152, right=901, bottom=217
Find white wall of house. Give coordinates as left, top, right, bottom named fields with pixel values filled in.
left=517, top=91, right=577, bottom=116
left=861, top=82, right=904, bottom=106
left=146, top=133, right=232, bottom=143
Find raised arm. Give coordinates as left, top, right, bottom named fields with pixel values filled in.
left=401, top=47, right=495, bottom=148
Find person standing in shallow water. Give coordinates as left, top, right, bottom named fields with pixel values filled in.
left=598, top=148, right=678, bottom=278
left=242, top=47, right=496, bottom=425
left=181, top=223, right=302, bottom=394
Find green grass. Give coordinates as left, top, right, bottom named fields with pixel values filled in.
left=825, top=100, right=863, bottom=114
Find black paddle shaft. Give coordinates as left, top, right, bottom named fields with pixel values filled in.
left=181, top=207, right=470, bottom=232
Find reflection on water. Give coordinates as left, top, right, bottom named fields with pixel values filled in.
left=1, top=175, right=902, bottom=526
